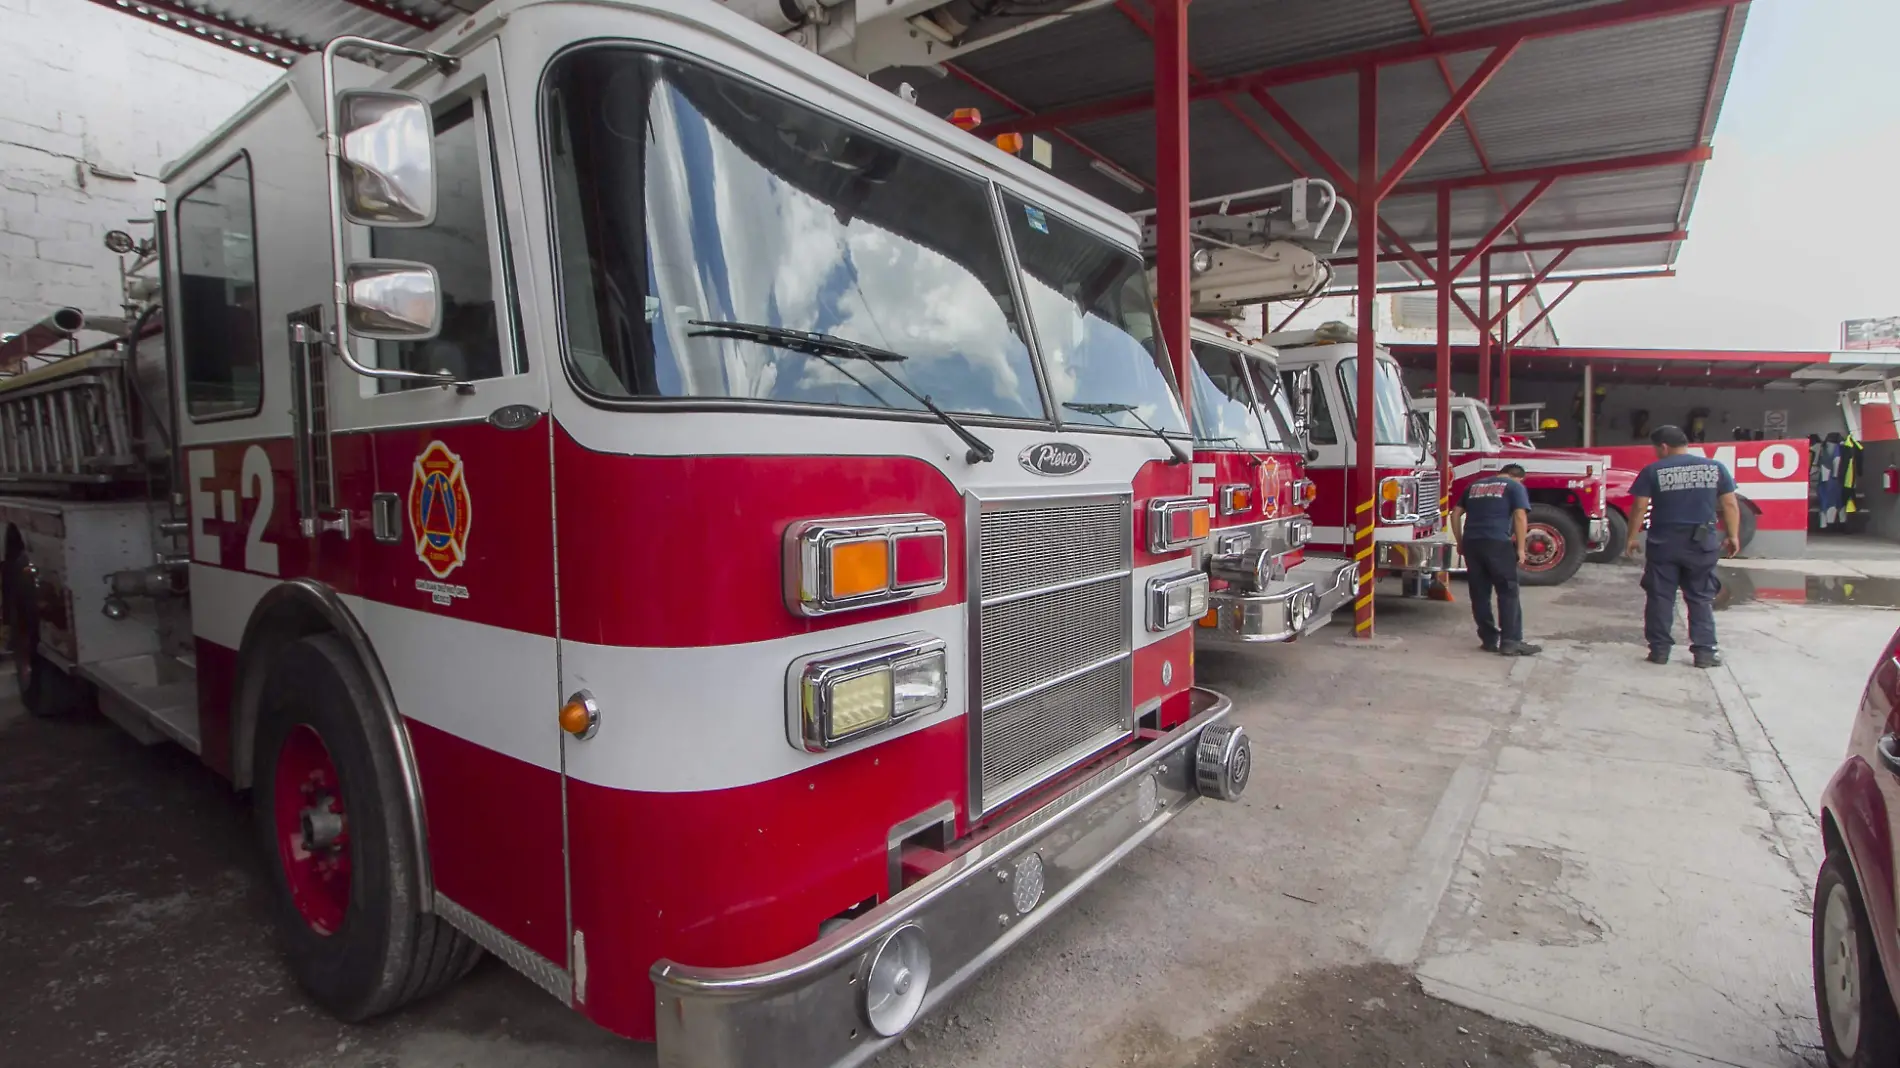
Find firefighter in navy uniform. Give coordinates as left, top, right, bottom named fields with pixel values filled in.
left=1625, top=425, right=1742, bottom=668
left=1450, top=463, right=1542, bottom=656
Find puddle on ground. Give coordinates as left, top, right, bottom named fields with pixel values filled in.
left=1716, top=567, right=1900, bottom=609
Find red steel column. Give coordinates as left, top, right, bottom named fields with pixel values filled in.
left=1435, top=187, right=1452, bottom=508
left=1476, top=254, right=1492, bottom=403
left=1153, top=0, right=1193, bottom=400
left=1352, top=65, right=1379, bottom=638
left=1498, top=281, right=1513, bottom=404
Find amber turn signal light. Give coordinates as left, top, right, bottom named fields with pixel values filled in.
left=560, top=692, right=599, bottom=740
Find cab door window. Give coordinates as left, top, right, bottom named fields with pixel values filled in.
left=368, top=97, right=516, bottom=391
left=175, top=154, right=262, bottom=419
left=1451, top=410, right=1476, bottom=450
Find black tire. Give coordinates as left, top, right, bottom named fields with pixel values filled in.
left=1519, top=504, right=1587, bottom=587
left=1815, top=851, right=1900, bottom=1067
left=1587, top=508, right=1629, bottom=565
left=4, top=553, right=85, bottom=718
left=253, top=634, right=480, bottom=1022
left=1738, top=501, right=1759, bottom=553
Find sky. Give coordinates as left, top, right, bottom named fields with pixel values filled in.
left=1554, top=0, right=1900, bottom=351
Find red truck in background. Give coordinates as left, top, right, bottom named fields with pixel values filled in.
left=1496, top=433, right=1771, bottom=560
left=1184, top=320, right=1357, bottom=642
left=1413, top=393, right=1610, bottom=585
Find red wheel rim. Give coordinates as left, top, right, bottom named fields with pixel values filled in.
left=274, top=724, right=351, bottom=935
left=1522, top=523, right=1565, bottom=572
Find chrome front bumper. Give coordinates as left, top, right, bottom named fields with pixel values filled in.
left=650, top=689, right=1246, bottom=1068
left=1587, top=516, right=1609, bottom=553
left=1198, top=555, right=1357, bottom=644
left=1375, top=537, right=1457, bottom=575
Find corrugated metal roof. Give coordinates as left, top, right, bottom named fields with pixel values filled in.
left=93, top=0, right=1745, bottom=286
left=85, top=0, right=474, bottom=65
left=888, top=0, right=1748, bottom=284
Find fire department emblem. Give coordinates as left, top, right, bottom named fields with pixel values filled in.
left=408, top=441, right=472, bottom=579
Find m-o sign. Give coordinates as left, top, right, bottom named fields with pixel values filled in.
left=1596, top=439, right=1811, bottom=532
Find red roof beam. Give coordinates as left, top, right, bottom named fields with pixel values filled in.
left=1451, top=177, right=1551, bottom=277
left=1347, top=267, right=1677, bottom=297
left=1379, top=222, right=1439, bottom=281
left=978, top=0, right=1746, bottom=136
left=1389, top=146, right=1713, bottom=196
left=1112, top=1, right=1310, bottom=179
left=1388, top=345, right=1830, bottom=366
left=1195, top=146, right=1711, bottom=222
left=1374, top=40, right=1522, bottom=200
left=1335, top=228, right=1689, bottom=267
left=1248, top=88, right=1358, bottom=195
left=1510, top=279, right=1579, bottom=346
left=1482, top=248, right=1571, bottom=330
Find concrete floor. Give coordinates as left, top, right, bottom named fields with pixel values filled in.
left=1, top=554, right=1880, bottom=1068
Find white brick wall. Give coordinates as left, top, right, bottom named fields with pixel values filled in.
left=0, top=0, right=280, bottom=333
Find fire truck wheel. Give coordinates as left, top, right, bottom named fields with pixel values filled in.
left=1586, top=509, right=1629, bottom=565
left=1739, top=502, right=1758, bottom=553
left=1518, top=504, right=1586, bottom=587
left=253, top=633, right=480, bottom=1022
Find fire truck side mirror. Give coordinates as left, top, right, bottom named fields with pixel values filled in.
left=337, top=91, right=437, bottom=228
left=344, top=260, right=443, bottom=340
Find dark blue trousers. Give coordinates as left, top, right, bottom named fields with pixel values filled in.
left=1642, top=524, right=1721, bottom=653
left=1465, top=538, right=1522, bottom=645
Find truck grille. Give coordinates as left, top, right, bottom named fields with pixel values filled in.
left=973, top=496, right=1133, bottom=813
left=1416, top=468, right=1442, bottom=522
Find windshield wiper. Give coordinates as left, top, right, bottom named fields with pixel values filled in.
left=688, top=320, right=994, bottom=464
left=1197, top=435, right=1264, bottom=466
left=1063, top=401, right=1189, bottom=465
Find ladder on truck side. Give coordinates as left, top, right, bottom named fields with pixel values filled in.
left=0, top=352, right=142, bottom=487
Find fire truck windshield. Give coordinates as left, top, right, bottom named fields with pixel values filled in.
left=1469, top=402, right=1504, bottom=451
left=1002, top=193, right=1187, bottom=438
left=1188, top=342, right=1270, bottom=452
left=544, top=48, right=1044, bottom=419
left=1337, top=357, right=1419, bottom=447
left=1245, top=361, right=1301, bottom=452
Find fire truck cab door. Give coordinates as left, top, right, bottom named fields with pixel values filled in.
left=323, top=42, right=573, bottom=972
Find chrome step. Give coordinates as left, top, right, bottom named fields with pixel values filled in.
left=81, top=652, right=199, bottom=753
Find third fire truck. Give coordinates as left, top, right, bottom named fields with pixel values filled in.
left=1185, top=319, right=1356, bottom=641
left=1265, top=322, right=1456, bottom=591
left=0, top=1, right=1252, bottom=1063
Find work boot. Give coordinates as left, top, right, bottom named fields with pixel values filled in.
left=1499, top=640, right=1543, bottom=657
left=1479, top=641, right=1500, bottom=653
left=1646, top=649, right=1670, bottom=665
left=1693, top=648, right=1723, bottom=669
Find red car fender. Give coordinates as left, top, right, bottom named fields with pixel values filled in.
left=1823, top=756, right=1900, bottom=996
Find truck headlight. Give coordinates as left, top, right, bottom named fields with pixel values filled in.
left=790, top=635, right=948, bottom=752
left=1147, top=570, right=1210, bottom=632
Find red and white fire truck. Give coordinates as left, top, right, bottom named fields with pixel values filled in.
left=1411, top=393, right=1611, bottom=586
left=1264, top=323, right=1456, bottom=589
left=1184, top=320, right=1356, bottom=641
left=0, top=1, right=1254, bottom=1062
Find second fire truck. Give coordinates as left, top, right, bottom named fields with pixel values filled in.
left=0, top=1, right=1253, bottom=1063
left=1185, top=319, right=1356, bottom=642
